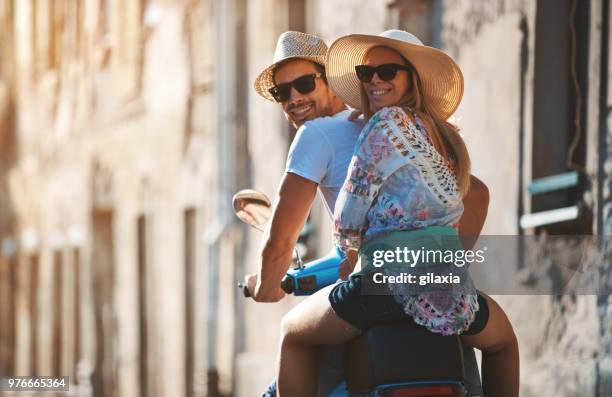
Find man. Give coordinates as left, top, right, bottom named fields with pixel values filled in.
left=245, top=31, right=489, bottom=302
left=245, top=31, right=363, bottom=301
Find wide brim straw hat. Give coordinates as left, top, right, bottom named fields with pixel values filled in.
left=254, top=31, right=327, bottom=101
left=326, top=30, right=463, bottom=120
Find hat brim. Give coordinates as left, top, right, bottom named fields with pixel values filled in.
left=326, top=34, right=463, bottom=120
left=254, top=55, right=327, bottom=101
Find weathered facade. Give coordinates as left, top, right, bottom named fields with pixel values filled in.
left=0, top=1, right=240, bottom=396
left=0, top=0, right=610, bottom=396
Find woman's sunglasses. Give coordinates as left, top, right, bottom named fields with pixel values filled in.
left=269, top=73, right=322, bottom=102
left=354, top=64, right=411, bottom=83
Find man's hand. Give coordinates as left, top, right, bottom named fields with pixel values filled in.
left=244, top=272, right=286, bottom=302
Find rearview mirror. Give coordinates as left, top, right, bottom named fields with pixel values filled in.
left=232, top=189, right=272, bottom=231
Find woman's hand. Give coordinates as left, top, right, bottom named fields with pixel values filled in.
left=348, top=109, right=363, bottom=121
left=338, top=250, right=359, bottom=280
left=338, top=258, right=352, bottom=280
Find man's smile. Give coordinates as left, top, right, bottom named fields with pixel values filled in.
left=289, top=102, right=314, bottom=118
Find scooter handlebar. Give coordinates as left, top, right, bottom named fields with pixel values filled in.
left=239, top=247, right=343, bottom=298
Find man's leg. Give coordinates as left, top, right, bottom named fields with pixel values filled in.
left=277, top=284, right=360, bottom=397
left=261, top=344, right=345, bottom=396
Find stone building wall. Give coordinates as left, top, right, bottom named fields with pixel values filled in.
left=600, top=0, right=612, bottom=394
left=441, top=1, right=611, bottom=396
left=0, top=1, right=234, bottom=396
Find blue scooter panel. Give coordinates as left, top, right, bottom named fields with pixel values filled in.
left=281, top=247, right=344, bottom=296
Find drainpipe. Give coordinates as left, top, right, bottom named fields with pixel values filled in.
left=203, top=0, right=237, bottom=395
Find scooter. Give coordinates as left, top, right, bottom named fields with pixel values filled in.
left=233, top=189, right=483, bottom=397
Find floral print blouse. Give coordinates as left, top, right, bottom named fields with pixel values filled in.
left=332, top=106, right=479, bottom=336
left=333, top=106, right=463, bottom=252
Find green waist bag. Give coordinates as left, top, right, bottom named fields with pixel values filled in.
left=356, top=226, right=464, bottom=276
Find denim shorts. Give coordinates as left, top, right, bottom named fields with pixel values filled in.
left=328, top=274, right=489, bottom=335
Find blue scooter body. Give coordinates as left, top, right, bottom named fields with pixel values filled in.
left=281, top=247, right=344, bottom=295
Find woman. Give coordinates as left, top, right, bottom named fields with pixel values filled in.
left=277, top=30, right=519, bottom=397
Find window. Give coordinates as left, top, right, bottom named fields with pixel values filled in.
left=184, top=208, right=196, bottom=397
left=285, top=0, right=308, bottom=144
left=285, top=0, right=317, bottom=259
left=185, top=0, right=214, bottom=94
left=28, top=254, right=39, bottom=375
left=0, top=247, right=17, bottom=376
left=91, top=209, right=117, bottom=397
left=73, top=248, right=82, bottom=380
left=52, top=250, right=63, bottom=377
left=98, top=0, right=145, bottom=98
left=386, top=0, right=442, bottom=47
left=137, top=215, right=150, bottom=397
left=521, top=0, right=591, bottom=234
left=115, top=0, right=145, bottom=98
left=288, top=0, right=306, bottom=33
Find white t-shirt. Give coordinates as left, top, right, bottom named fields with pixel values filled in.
left=285, top=109, right=364, bottom=217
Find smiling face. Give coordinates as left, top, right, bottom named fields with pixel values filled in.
left=362, top=46, right=411, bottom=112
left=273, top=59, right=339, bottom=127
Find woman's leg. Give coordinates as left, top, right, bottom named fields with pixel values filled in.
left=461, top=293, right=520, bottom=397
left=277, top=284, right=361, bottom=397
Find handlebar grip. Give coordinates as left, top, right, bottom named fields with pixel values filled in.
left=280, top=275, right=294, bottom=294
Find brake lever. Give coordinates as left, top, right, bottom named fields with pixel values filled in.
left=237, top=282, right=251, bottom=298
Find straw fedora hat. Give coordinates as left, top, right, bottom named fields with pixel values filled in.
left=326, top=30, right=463, bottom=120
left=254, top=31, right=328, bottom=101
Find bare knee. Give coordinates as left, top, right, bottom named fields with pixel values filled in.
left=280, top=310, right=301, bottom=342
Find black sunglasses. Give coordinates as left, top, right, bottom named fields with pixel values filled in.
left=354, top=64, right=411, bottom=83
left=269, top=73, right=322, bottom=102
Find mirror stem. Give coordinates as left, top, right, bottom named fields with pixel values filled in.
left=294, top=247, right=304, bottom=269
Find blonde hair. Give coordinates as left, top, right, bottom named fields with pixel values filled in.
left=360, top=51, right=471, bottom=196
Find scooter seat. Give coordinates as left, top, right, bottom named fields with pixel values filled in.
left=344, top=322, right=465, bottom=393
